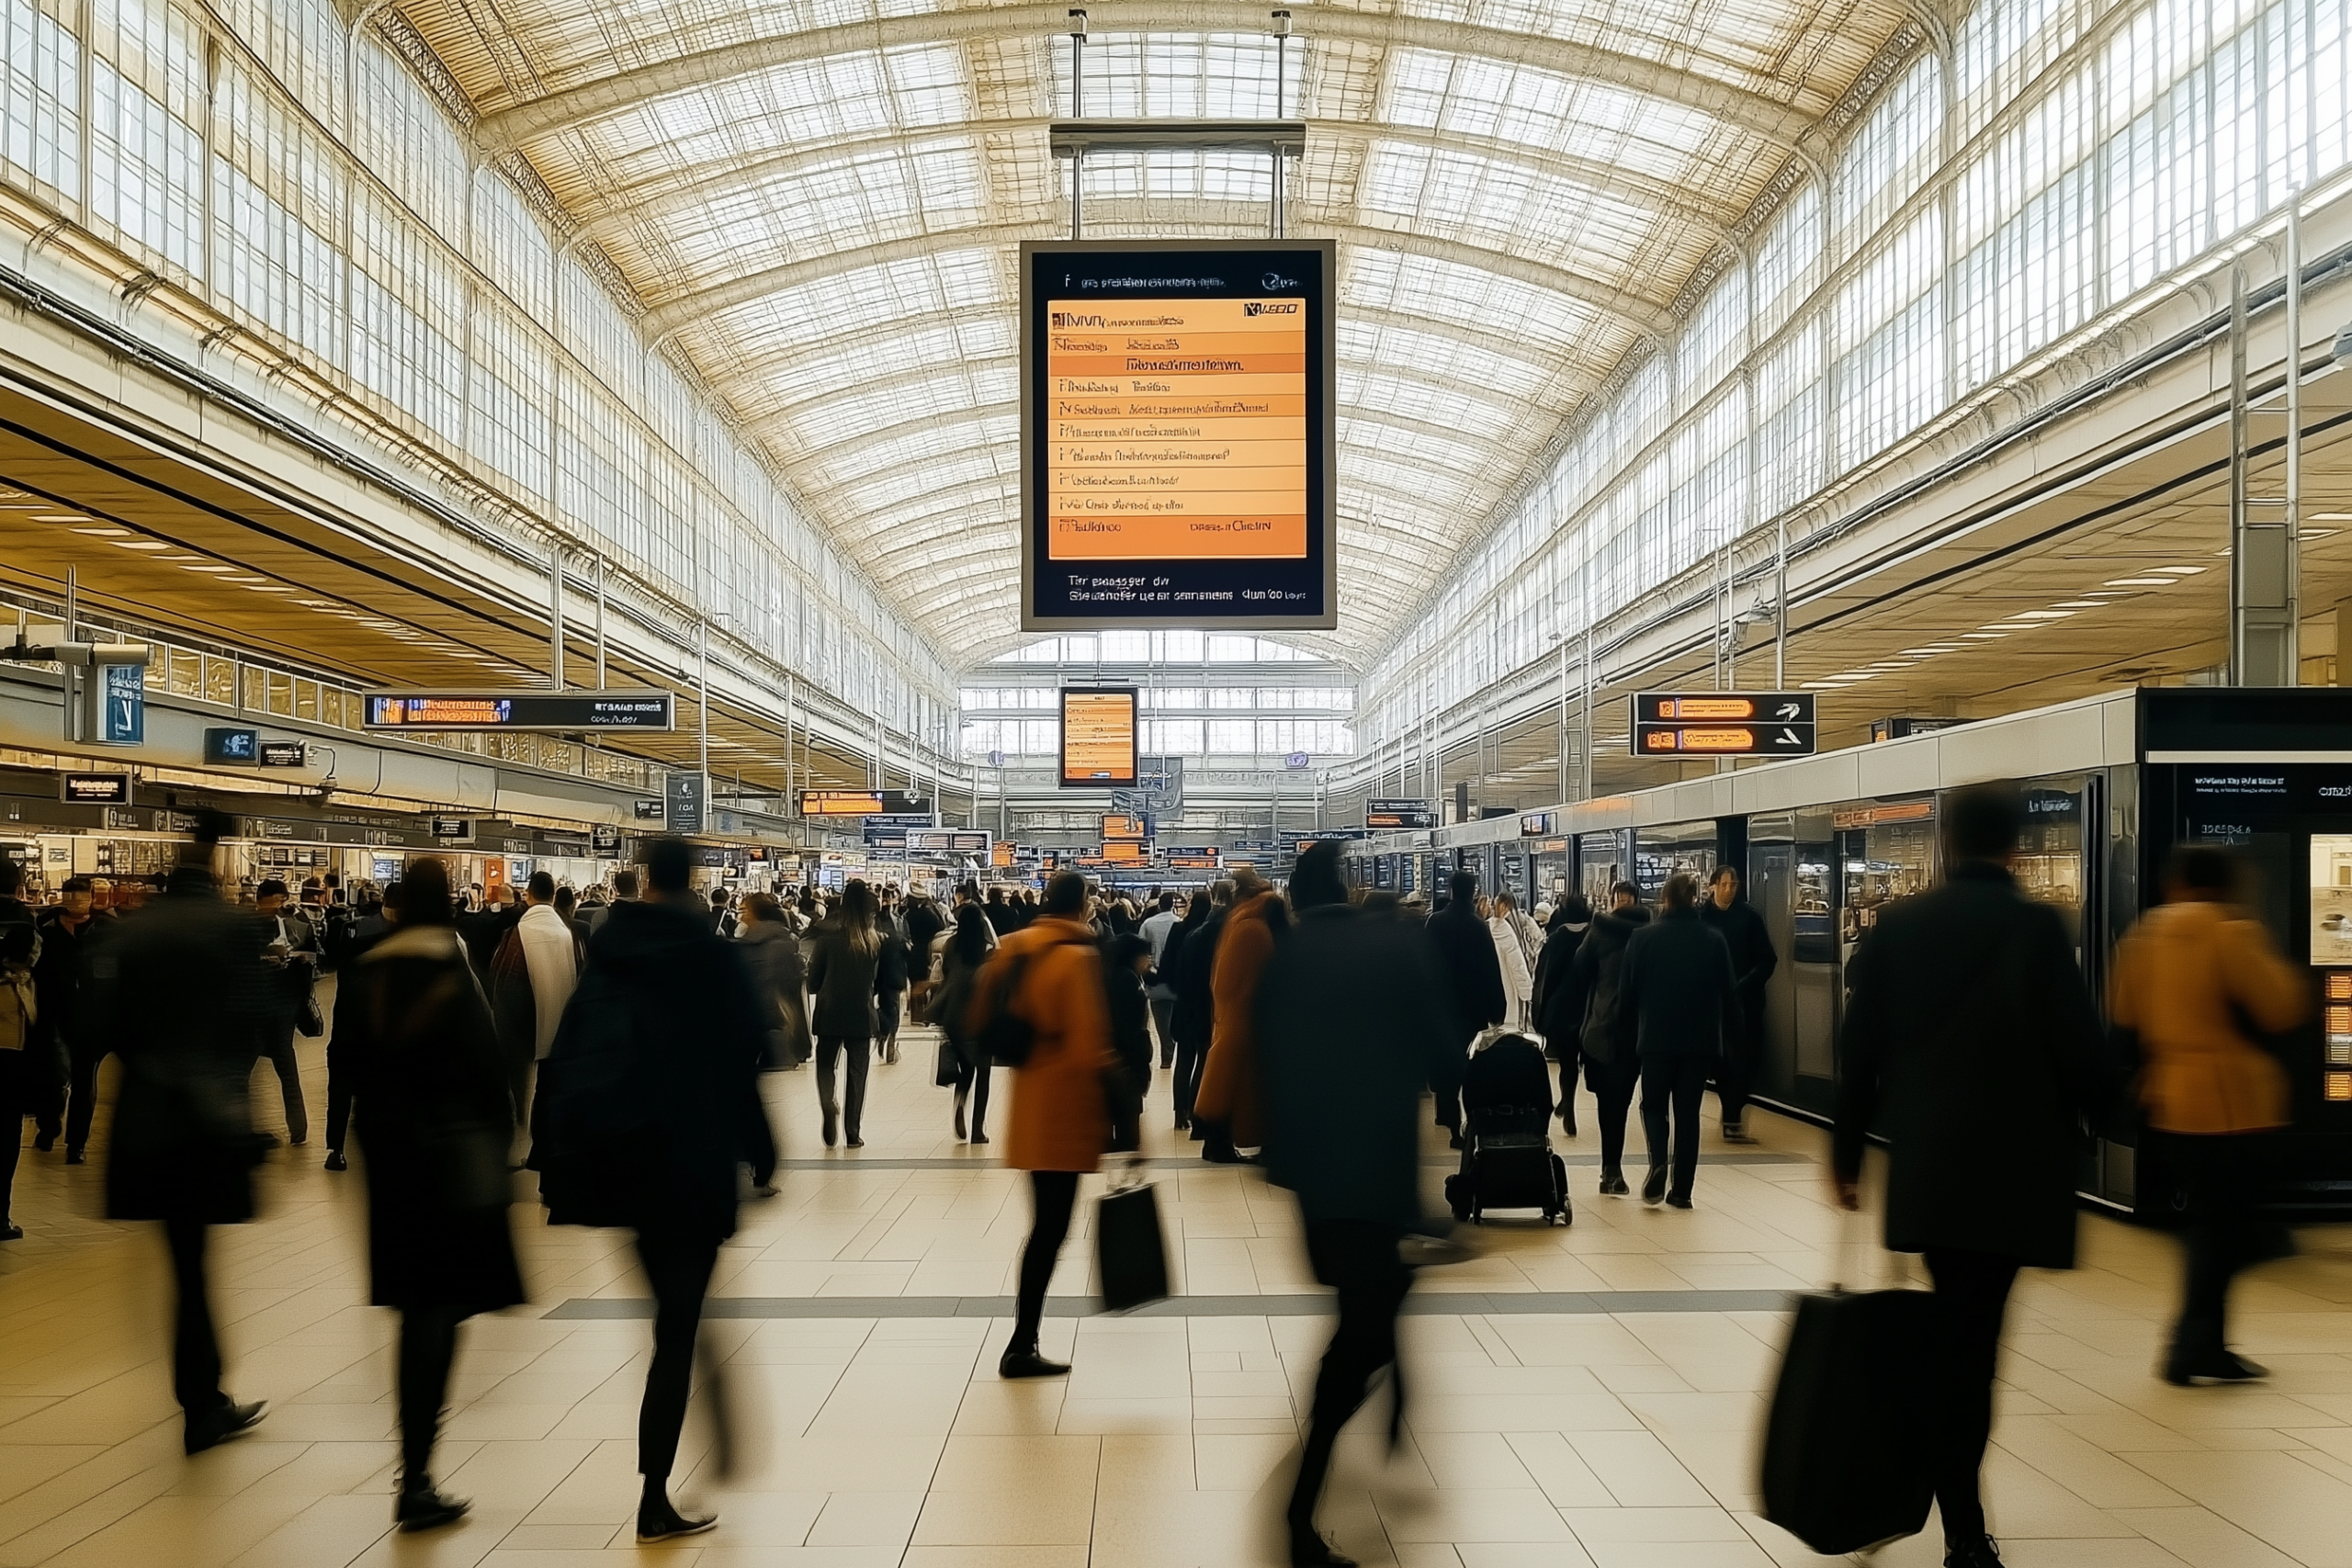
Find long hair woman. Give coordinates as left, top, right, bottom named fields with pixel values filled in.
left=804, top=878, right=883, bottom=1147
left=933, top=903, right=1000, bottom=1142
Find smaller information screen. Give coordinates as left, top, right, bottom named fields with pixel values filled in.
left=363, top=692, right=673, bottom=732
left=1060, top=688, right=1139, bottom=789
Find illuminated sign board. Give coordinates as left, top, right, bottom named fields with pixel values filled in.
left=258, top=740, right=308, bottom=768
left=362, top=692, right=673, bottom=732
left=62, top=773, right=131, bottom=805
left=1021, top=239, right=1337, bottom=631
left=992, top=840, right=1015, bottom=867
left=1101, top=840, right=1146, bottom=863
left=1366, top=799, right=1436, bottom=830
left=1059, top=688, right=1139, bottom=788
left=906, top=829, right=992, bottom=854
left=799, top=789, right=930, bottom=818
left=1102, top=814, right=1146, bottom=841
left=1167, top=853, right=1222, bottom=871
left=1632, top=692, right=1815, bottom=757
left=204, top=728, right=259, bottom=764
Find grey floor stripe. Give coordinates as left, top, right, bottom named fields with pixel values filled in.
left=544, top=1289, right=1793, bottom=1322
left=769, top=1152, right=1806, bottom=1171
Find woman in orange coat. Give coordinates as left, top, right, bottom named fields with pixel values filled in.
left=2109, top=844, right=2306, bottom=1385
left=972, top=871, right=1115, bottom=1379
left=1193, top=869, right=1289, bottom=1162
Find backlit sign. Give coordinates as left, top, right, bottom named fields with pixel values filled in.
left=1366, top=799, right=1437, bottom=830
left=1632, top=692, right=1816, bottom=757
left=800, top=790, right=930, bottom=818
left=62, top=773, right=131, bottom=806
left=362, top=691, right=673, bottom=731
left=1022, top=239, right=1337, bottom=631
left=1102, top=814, right=1146, bottom=840
left=1060, top=688, right=1139, bottom=788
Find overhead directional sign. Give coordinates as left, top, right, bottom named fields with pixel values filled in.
left=800, top=789, right=930, bottom=818
left=363, top=691, right=673, bottom=731
left=1632, top=692, right=1816, bottom=757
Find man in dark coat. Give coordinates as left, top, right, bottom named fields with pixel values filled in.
left=334, top=855, right=523, bottom=1531
left=37, top=877, right=104, bottom=1162
left=1834, top=785, right=2115, bottom=1568
left=1615, top=873, right=1737, bottom=1209
left=1171, top=882, right=1232, bottom=1137
left=94, top=810, right=272, bottom=1452
left=0, top=859, right=39, bottom=1238
left=1528, top=896, right=1592, bottom=1134
left=1698, top=865, right=1778, bottom=1144
left=1259, top=843, right=1455, bottom=1568
left=539, top=836, right=770, bottom=1542
left=1550, top=883, right=1649, bottom=1193
left=1424, top=870, right=1506, bottom=1146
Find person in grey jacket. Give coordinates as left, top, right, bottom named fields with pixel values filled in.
left=1613, top=873, right=1737, bottom=1209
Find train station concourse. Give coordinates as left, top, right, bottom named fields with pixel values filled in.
left=10, top=0, right=2352, bottom=1563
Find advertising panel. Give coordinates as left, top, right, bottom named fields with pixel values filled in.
left=1022, top=240, right=1337, bottom=630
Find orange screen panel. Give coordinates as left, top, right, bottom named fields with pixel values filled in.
left=1060, top=690, right=1137, bottom=787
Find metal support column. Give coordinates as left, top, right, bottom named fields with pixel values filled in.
left=697, top=620, right=711, bottom=824
left=2232, top=262, right=2296, bottom=685
left=1774, top=513, right=1787, bottom=688
left=2286, top=197, right=2305, bottom=676
left=1271, top=10, right=1290, bottom=239
left=594, top=554, right=607, bottom=689
left=548, top=546, right=565, bottom=689
left=1069, top=11, right=1087, bottom=240
left=61, top=565, right=79, bottom=742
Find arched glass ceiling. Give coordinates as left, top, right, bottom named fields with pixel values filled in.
left=387, top=0, right=1910, bottom=669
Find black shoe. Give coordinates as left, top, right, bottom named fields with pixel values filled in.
left=185, top=1400, right=266, bottom=1454
left=846, top=1137, right=865, bottom=1149
left=395, top=1483, right=470, bottom=1532
left=749, top=1183, right=779, bottom=1198
left=322, top=1150, right=347, bottom=1172
left=954, top=1102, right=967, bottom=1141
left=1202, top=1145, right=1241, bottom=1164
left=288, top=1134, right=308, bottom=1147
left=1560, top=1106, right=1577, bottom=1137
left=1447, top=1132, right=1465, bottom=1150
left=1642, top=1166, right=1668, bottom=1205
left=1290, top=1529, right=1359, bottom=1567
left=969, top=1133, right=989, bottom=1145
left=63, top=1148, right=85, bottom=1166
left=636, top=1500, right=718, bottom=1541
left=1666, top=1194, right=1693, bottom=1210
left=1599, top=1172, right=1629, bottom=1196
left=1944, top=1533, right=2003, bottom=1568
left=1722, top=1122, right=1758, bottom=1145
left=821, top=1108, right=838, bottom=1147
left=1174, top=1117, right=1190, bottom=1133
left=33, top=1132, right=53, bottom=1152
left=1000, top=1348, right=1071, bottom=1380
left=2164, top=1350, right=2268, bottom=1386
left=0, top=1223, right=20, bottom=1242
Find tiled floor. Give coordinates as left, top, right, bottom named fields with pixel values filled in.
left=6, top=1005, right=2352, bottom=1567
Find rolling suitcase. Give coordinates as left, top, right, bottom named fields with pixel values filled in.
left=1759, top=1278, right=1936, bottom=1554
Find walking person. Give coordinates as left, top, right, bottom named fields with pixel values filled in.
left=1615, top=873, right=1737, bottom=1209
left=492, top=872, right=580, bottom=1156
left=38, top=877, right=104, bottom=1164
left=1529, top=895, right=1592, bottom=1134
left=1487, top=892, right=1535, bottom=1030
left=333, top=857, right=526, bottom=1530
left=1834, top=785, right=2117, bottom=1568
left=875, top=903, right=910, bottom=1066
left=1554, top=885, right=1647, bottom=1190
left=2109, top=844, right=2306, bottom=1385
left=736, top=892, right=810, bottom=1071
left=96, top=808, right=271, bottom=1451
left=1165, top=890, right=1216, bottom=1132
left=1140, top=890, right=1182, bottom=1068
left=972, top=871, right=1116, bottom=1379
left=1194, top=868, right=1287, bottom=1164
left=933, top=903, right=998, bottom=1143
left=805, top=880, right=885, bottom=1147
left=1259, top=844, right=1455, bottom=1568
left=541, top=837, right=771, bottom=1542
left=1698, top=866, right=1778, bottom=1144
left=252, top=878, right=319, bottom=1146
left=0, top=883, right=37, bottom=1240
left=326, top=880, right=402, bottom=1171
left=1425, top=871, right=1506, bottom=1147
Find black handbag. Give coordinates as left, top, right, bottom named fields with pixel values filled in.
left=1095, top=1167, right=1169, bottom=1312
left=934, top=1039, right=962, bottom=1087
left=1760, top=1276, right=1935, bottom=1554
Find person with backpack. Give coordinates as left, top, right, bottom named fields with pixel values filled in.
left=332, top=856, right=524, bottom=1532
left=1553, top=882, right=1648, bottom=1194
left=2109, top=844, right=2306, bottom=1385
left=970, top=871, right=1116, bottom=1379
left=805, top=880, right=886, bottom=1147
left=538, top=837, right=771, bottom=1542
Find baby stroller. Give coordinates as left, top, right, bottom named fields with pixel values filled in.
left=1445, top=1032, right=1570, bottom=1225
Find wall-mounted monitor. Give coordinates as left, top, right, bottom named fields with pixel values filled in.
left=1021, top=239, right=1337, bottom=631
left=1059, top=688, right=1139, bottom=789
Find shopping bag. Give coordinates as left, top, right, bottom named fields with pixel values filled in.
left=1759, top=1281, right=1936, bottom=1554
left=934, top=1040, right=962, bottom=1088
left=1095, top=1167, right=1169, bottom=1313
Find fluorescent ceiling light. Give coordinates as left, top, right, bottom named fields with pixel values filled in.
left=2104, top=578, right=2173, bottom=587
left=2154, top=565, right=2206, bottom=575
left=2013, top=610, right=2075, bottom=620
left=2051, top=601, right=2105, bottom=609
left=71, top=525, right=130, bottom=536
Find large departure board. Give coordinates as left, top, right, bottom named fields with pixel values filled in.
left=1022, top=240, right=1336, bottom=631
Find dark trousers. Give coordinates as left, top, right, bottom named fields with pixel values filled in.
left=64, top=1040, right=110, bottom=1154
left=256, top=1027, right=308, bottom=1143
left=1012, top=1170, right=1080, bottom=1349
left=634, top=1229, right=720, bottom=1483
left=953, top=1055, right=993, bottom=1140
left=815, top=1036, right=871, bottom=1141
left=1920, top=1249, right=2020, bottom=1547
left=504, top=1059, right=535, bottom=1141
left=1585, top=1053, right=1638, bottom=1179
left=1717, top=1009, right=1762, bottom=1127
left=2154, top=1129, right=2274, bottom=1360
left=1639, top=1054, right=1710, bottom=1199
left=164, top=1215, right=227, bottom=1419
left=1149, top=996, right=1178, bottom=1068
left=398, top=1305, right=463, bottom=1482
left=1173, top=1033, right=1207, bottom=1127
left=324, top=1047, right=354, bottom=1154
left=878, top=991, right=903, bottom=1055
left=1288, top=1220, right=1412, bottom=1537
left=0, top=1049, right=28, bottom=1222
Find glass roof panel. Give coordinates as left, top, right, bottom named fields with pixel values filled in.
left=383, top=0, right=1914, bottom=666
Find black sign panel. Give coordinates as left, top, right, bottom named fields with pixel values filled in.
left=632, top=799, right=663, bottom=820
left=592, top=824, right=622, bottom=854
left=665, top=774, right=706, bottom=836
left=62, top=773, right=131, bottom=805
left=1021, top=240, right=1337, bottom=631
left=1366, top=798, right=1437, bottom=830
left=429, top=818, right=472, bottom=840
left=362, top=691, right=674, bottom=731
left=1633, top=693, right=1817, bottom=758
left=204, top=728, right=259, bottom=764
left=257, top=740, right=308, bottom=768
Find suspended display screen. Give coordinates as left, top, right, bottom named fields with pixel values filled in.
left=1059, top=687, right=1139, bottom=788
left=1021, top=239, right=1336, bottom=631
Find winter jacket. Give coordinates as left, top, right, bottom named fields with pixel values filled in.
left=1699, top=896, right=1778, bottom=1035
left=978, top=916, right=1116, bottom=1172
left=1195, top=891, right=1284, bottom=1145
left=1555, top=906, right=1650, bottom=1064
left=2109, top=898, right=2307, bottom=1134
left=804, top=919, right=884, bottom=1039
left=1616, top=906, right=1738, bottom=1061
left=1426, top=898, right=1507, bottom=1045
